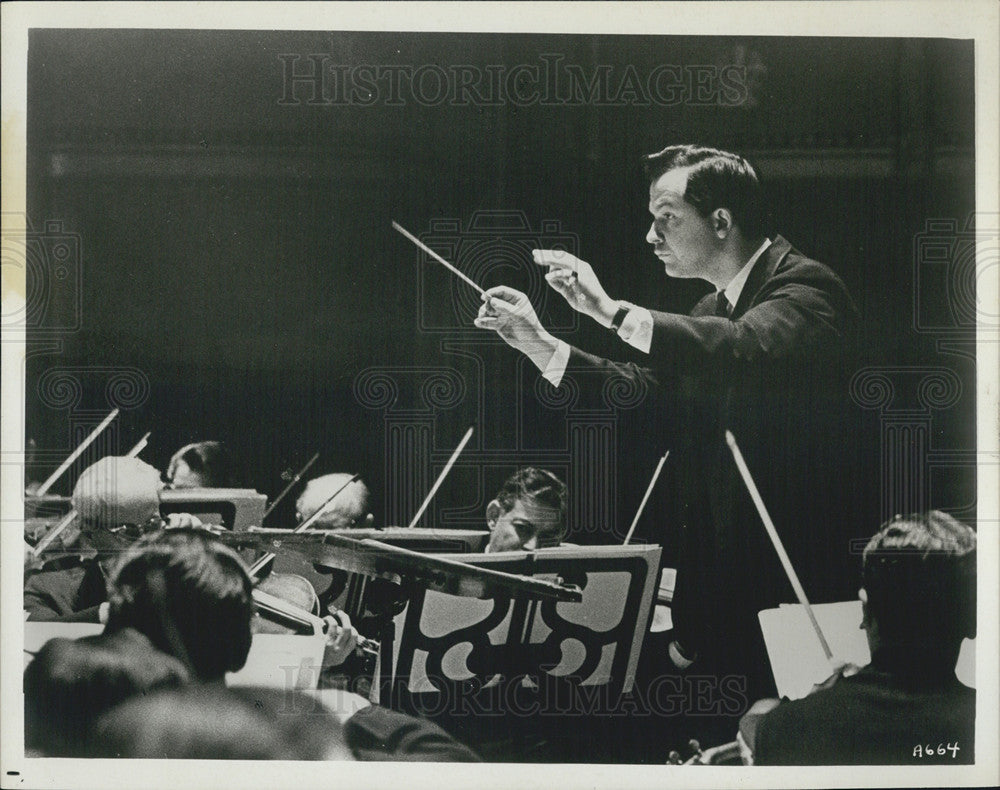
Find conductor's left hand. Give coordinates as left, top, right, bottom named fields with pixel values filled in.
left=534, top=249, right=616, bottom=327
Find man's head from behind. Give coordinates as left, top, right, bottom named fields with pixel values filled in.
left=643, top=145, right=766, bottom=283
left=486, top=467, right=567, bottom=552
left=166, top=441, right=234, bottom=488
left=24, top=629, right=189, bottom=757
left=106, top=528, right=255, bottom=681
left=860, top=511, right=976, bottom=660
left=72, top=456, right=163, bottom=551
left=296, top=473, right=373, bottom=529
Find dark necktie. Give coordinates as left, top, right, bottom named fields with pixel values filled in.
left=715, top=291, right=731, bottom=318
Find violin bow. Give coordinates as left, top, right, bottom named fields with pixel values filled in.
left=724, top=430, right=835, bottom=665
left=406, top=426, right=474, bottom=529
left=623, top=451, right=669, bottom=545
left=247, top=472, right=361, bottom=577
left=262, top=452, right=319, bottom=521
left=34, top=408, right=120, bottom=497
left=31, top=432, right=151, bottom=557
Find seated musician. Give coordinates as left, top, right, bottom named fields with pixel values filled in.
left=89, top=685, right=353, bottom=760
left=24, top=456, right=204, bottom=623
left=90, top=683, right=480, bottom=761
left=740, top=510, right=976, bottom=765
left=24, top=626, right=189, bottom=757
left=296, top=472, right=375, bottom=529
left=104, top=528, right=359, bottom=679
left=485, top=467, right=568, bottom=552
left=97, top=528, right=478, bottom=761
left=165, top=440, right=235, bottom=488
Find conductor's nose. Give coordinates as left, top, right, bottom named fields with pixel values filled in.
left=646, top=223, right=662, bottom=245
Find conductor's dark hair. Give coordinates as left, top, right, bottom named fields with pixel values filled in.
left=168, top=440, right=235, bottom=487
left=643, top=144, right=767, bottom=239
left=106, top=528, right=255, bottom=680
left=862, top=510, right=977, bottom=643
left=495, top=467, right=568, bottom=532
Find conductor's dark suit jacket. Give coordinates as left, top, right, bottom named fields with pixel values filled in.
left=564, top=236, right=862, bottom=694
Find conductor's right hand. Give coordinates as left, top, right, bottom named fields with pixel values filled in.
left=474, top=287, right=558, bottom=360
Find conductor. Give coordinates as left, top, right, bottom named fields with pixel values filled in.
left=475, top=144, right=860, bottom=699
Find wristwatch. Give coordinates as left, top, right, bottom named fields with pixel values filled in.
left=609, top=301, right=633, bottom=333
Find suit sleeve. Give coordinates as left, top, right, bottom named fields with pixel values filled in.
left=565, top=263, right=855, bottom=388
left=23, top=568, right=103, bottom=623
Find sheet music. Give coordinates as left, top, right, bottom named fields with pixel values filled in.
left=760, top=601, right=976, bottom=700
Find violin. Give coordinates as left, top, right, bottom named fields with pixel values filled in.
left=248, top=555, right=380, bottom=660
left=667, top=738, right=745, bottom=766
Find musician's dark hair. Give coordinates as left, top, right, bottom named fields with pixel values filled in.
left=643, top=144, right=767, bottom=239
left=106, top=528, right=254, bottom=680
left=168, top=440, right=235, bottom=487
left=24, top=629, right=189, bottom=757
left=495, top=467, right=568, bottom=533
left=861, top=510, right=976, bottom=643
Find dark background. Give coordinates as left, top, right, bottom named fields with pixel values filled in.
left=25, top=31, right=976, bottom=571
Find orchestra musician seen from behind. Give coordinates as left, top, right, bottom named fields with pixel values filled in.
left=24, top=456, right=205, bottom=623
left=740, top=511, right=977, bottom=765
left=296, top=472, right=375, bottom=530
left=164, top=440, right=235, bottom=488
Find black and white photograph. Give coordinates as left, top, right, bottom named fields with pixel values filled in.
left=2, top=2, right=997, bottom=788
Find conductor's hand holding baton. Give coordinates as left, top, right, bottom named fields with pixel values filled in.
left=474, top=286, right=560, bottom=371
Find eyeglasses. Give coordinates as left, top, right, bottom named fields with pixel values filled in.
left=106, top=516, right=164, bottom=541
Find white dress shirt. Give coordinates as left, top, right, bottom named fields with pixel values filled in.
left=541, top=239, right=771, bottom=388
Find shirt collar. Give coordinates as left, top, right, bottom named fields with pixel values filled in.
left=722, top=238, right=771, bottom=311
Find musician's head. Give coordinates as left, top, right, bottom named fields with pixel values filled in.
left=643, top=145, right=766, bottom=285
left=296, top=473, right=373, bottom=530
left=860, top=511, right=976, bottom=667
left=486, top=467, right=567, bottom=552
left=72, top=456, right=164, bottom=551
left=24, top=629, right=189, bottom=757
left=105, top=528, right=255, bottom=681
left=166, top=440, right=235, bottom=488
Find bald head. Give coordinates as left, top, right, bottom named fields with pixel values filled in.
left=295, top=474, right=372, bottom=530
left=72, top=457, right=163, bottom=530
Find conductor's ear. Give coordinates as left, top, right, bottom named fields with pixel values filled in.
left=486, top=500, right=502, bottom=529
left=712, top=208, right=734, bottom=238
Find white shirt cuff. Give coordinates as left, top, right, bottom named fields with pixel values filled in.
left=541, top=340, right=572, bottom=388
left=617, top=306, right=653, bottom=354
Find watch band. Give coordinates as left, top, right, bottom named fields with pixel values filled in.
left=609, top=302, right=631, bottom=332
